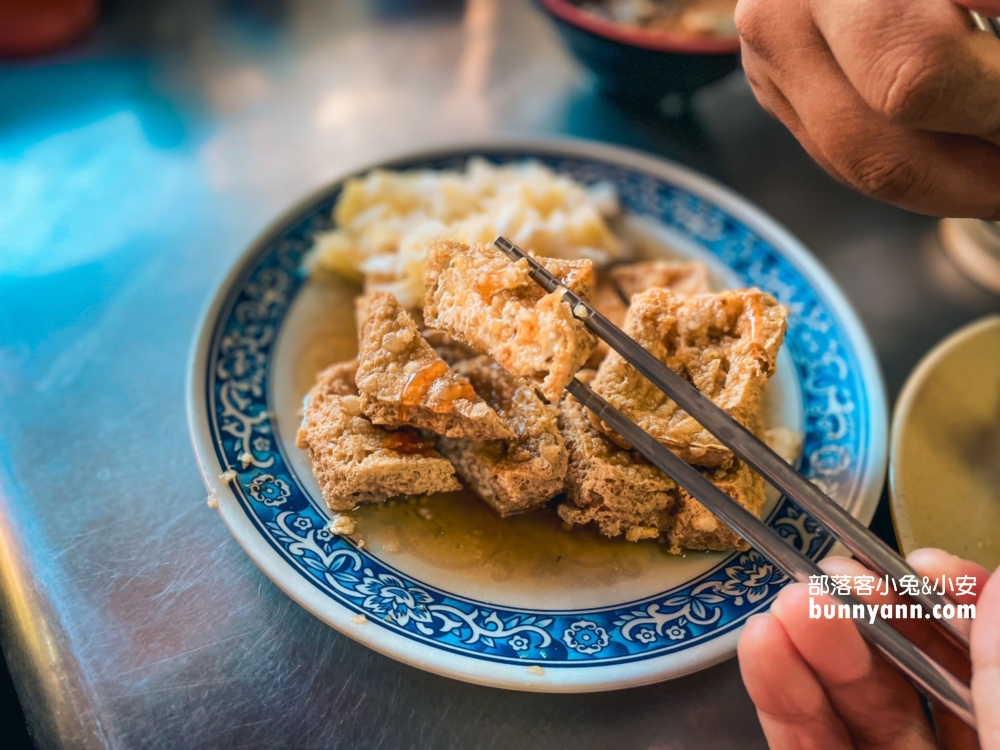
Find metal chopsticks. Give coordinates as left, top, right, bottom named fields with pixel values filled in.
left=566, top=379, right=975, bottom=727
left=495, top=235, right=969, bottom=650
left=493, top=236, right=976, bottom=728
left=970, top=9, right=1000, bottom=39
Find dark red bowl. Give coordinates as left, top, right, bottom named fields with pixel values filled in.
left=539, top=0, right=741, bottom=111
left=0, top=0, right=99, bottom=58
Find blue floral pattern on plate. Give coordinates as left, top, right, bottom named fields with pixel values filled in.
left=201, top=149, right=875, bottom=668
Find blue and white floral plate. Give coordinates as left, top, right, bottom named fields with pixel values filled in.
left=188, top=138, right=887, bottom=692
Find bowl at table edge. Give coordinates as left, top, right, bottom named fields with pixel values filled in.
left=889, top=315, right=1000, bottom=572
left=537, top=0, right=741, bottom=112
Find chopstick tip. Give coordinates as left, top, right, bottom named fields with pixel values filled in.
left=494, top=235, right=516, bottom=255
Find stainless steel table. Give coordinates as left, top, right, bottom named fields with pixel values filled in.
left=1, top=1, right=997, bottom=748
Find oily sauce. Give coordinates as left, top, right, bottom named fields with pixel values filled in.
left=379, top=430, right=438, bottom=455
left=398, top=361, right=477, bottom=420
left=401, top=361, right=450, bottom=406
left=349, top=489, right=677, bottom=590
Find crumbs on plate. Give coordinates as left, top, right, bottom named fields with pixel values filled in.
left=328, top=515, right=357, bottom=536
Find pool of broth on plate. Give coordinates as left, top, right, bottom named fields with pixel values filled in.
left=349, top=490, right=698, bottom=590
left=346, top=375, right=789, bottom=591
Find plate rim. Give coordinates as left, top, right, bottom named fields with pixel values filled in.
left=187, top=135, right=888, bottom=692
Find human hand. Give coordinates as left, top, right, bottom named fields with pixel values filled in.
left=735, top=0, right=1000, bottom=220
left=737, top=548, right=999, bottom=749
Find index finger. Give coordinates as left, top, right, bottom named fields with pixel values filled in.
left=907, top=548, right=991, bottom=602
left=817, top=556, right=980, bottom=749
left=769, top=584, right=936, bottom=749
left=818, top=556, right=972, bottom=678
left=904, top=550, right=988, bottom=750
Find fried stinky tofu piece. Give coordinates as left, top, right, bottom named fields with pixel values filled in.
left=591, top=288, right=787, bottom=467
left=355, top=292, right=513, bottom=441
left=557, top=375, right=766, bottom=550
left=423, top=241, right=597, bottom=402
left=437, top=356, right=567, bottom=515
left=610, top=259, right=711, bottom=301
left=296, top=360, right=461, bottom=510
left=556, top=373, right=678, bottom=542
left=662, top=460, right=766, bottom=554
left=584, top=274, right=629, bottom=368
left=584, top=260, right=710, bottom=369
left=419, top=328, right=478, bottom=365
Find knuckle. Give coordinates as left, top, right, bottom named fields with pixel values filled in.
left=868, top=43, right=948, bottom=123
left=743, top=69, right=787, bottom=121
left=734, top=0, right=771, bottom=53
left=741, top=54, right=769, bottom=94
left=748, top=89, right=778, bottom=119
left=839, top=149, right=930, bottom=203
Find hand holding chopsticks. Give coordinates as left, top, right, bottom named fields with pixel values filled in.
left=494, top=236, right=977, bottom=729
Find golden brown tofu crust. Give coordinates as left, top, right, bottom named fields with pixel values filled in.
left=437, top=355, right=567, bottom=515
left=662, top=461, right=767, bottom=554
left=556, top=374, right=678, bottom=541
left=419, top=328, right=478, bottom=365
left=557, top=373, right=766, bottom=551
left=591, top=287, right=787, bottom=467
left=584, top=273, right=629, bottom=369
left=610, top=259, right=712, bottom=301
left=355, top=292, right=513, bottom=441
left=423, top=240, right=596, bottom=402
left=296, top=360, right=461, bottom=510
